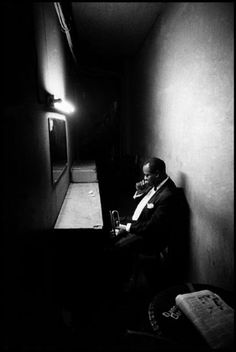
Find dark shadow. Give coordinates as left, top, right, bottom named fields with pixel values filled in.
left=3, top=230, right=58, bottom=350
left=161, top=171, right=192, bottom=287
left=177, top=172, right=192, bottom=280
left=167, top=185, right=191, bottom=285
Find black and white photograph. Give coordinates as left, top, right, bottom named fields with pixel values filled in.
left=3, top=2, right=234, bottom=351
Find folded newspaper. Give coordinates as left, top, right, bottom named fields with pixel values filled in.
left=175, top=289, right=234, bottom=349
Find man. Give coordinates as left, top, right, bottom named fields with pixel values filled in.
left=107, top=157, right=180, bottom=293
left=115, top=157, right=178, bottom=254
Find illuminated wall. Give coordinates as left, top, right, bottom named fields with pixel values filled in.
left=125, top=3, right=234, bottom=290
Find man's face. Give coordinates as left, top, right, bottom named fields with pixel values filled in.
left=143, top=163, right=158, bottom=186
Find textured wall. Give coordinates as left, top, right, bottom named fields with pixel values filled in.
left=125, top=2, right=234, bottom=290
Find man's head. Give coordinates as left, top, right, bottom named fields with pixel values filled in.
left=142, top=157, right=167, bottom=187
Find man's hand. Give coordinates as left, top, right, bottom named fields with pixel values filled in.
left=114, top=223, right=127, bottom=236
left=136, top=179, right=148, bottom=191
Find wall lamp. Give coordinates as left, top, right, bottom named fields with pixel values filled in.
left=47, top=94, right=75, bottom=114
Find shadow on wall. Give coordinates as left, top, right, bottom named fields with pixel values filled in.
left=169, top=171, right=191, bottom=283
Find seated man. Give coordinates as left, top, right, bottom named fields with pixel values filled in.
left=116, top=157, right=177, bottom=250
left=107, top=157, right=179, bottom=292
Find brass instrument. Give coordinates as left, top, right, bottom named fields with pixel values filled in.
left=109, top=210, right=120, bottom=237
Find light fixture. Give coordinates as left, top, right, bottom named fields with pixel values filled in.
left=47, top=94, right=75, bottom=114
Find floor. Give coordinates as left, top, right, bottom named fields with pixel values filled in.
left=4, top=244, right=160, bottom=351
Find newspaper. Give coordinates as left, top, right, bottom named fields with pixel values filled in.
left=175, top=289, right=234, bottom=349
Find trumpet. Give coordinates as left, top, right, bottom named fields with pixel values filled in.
left=109, top=210, right=120, bottom=236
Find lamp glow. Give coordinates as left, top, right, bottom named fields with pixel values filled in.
left=53, top=99, right=75, bottom=114
left=47, top=94, right=75, bottom=114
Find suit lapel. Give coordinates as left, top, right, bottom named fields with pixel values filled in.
left=150, top=180, right=169, bottom=205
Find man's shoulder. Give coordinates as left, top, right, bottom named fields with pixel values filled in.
left=167, top=177, right=177, bottom=187
left=156, top=178, right=177, bottom=200
left=162, top=177, right=177, bottom=192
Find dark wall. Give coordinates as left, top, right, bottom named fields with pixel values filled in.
left=3, top=3, right=77, bottom=233
left=122, top=2, right=234, bottom=290
left=72, top=74, right=121, bottom=162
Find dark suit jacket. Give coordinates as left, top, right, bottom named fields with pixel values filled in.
left=127, top=177, right=178, bottom=253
